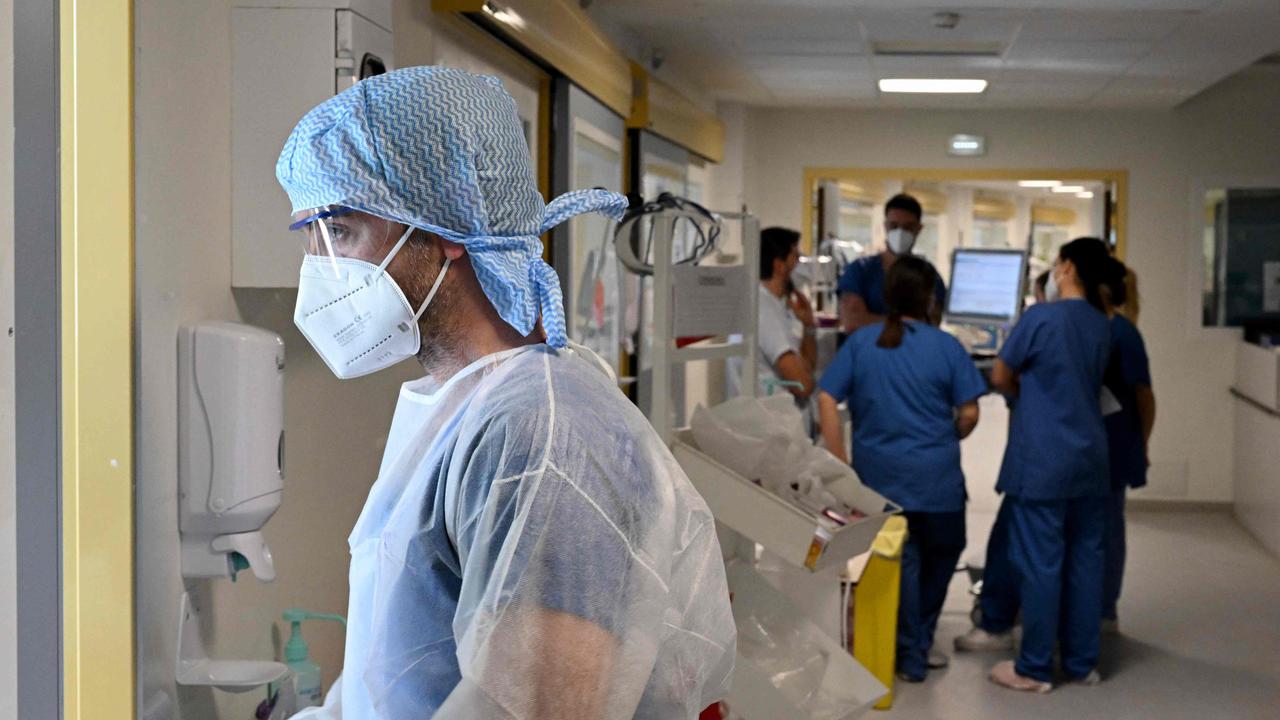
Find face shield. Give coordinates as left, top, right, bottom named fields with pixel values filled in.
left=614, top=193, right=721, bottom=276
left=289, top=205, right=413, bottom=264
left=288, top=205, right=452, bottom=379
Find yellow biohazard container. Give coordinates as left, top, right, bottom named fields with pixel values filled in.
left=847, top=515, right=907, bottom=710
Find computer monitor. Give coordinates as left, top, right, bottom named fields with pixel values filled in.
left=944, top=248, right=1029, bottom=325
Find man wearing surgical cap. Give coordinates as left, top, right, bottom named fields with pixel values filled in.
left=279, top=67, right=735, bottom=720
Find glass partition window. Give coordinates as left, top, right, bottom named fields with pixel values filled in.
left=972, top=217, right=1011, bottom=249
left=837, top=200, right=874, bottom=255
left=568, top=123, right=624, bottom=365
left=642, top=155, right=693, bottom=261
left=916, top=214, right=941, bottom=268
left=1202, top=187, right=1280, bottom=327
left=1031, top=224, right=1070, bottom=265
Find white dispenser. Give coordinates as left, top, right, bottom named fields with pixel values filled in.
left=178, top=322, right=285, bottom=582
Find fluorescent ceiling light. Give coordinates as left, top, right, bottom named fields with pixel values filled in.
left=1018, top=180, right=1060, bottom=188
left=1052, top=185, right=1086, bottom=193
left=878, top=78, right=988, bottom=94
left=1077, top=192, right=1095, bottom=199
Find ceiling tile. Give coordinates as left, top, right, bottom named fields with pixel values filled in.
left=1015, top=10, right=1193, bottom=41
left=872, top=55, right=1003, bottom=76
left=587, top=0, right=1280, bottom=110
left=858, top=8, right=1021, bottom=44
left=744, top=54, right=869, bottom=73
left=738, top=38, right=864, bottom=57
left=1005, top=40, right=1152, bottom=62
left=1005, top=60, right=1134, bottom=78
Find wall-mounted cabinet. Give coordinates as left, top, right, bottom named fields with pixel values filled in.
left=230, top=2, right=393, bottom=288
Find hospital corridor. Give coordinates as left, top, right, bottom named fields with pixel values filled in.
left=3, top=1, right=1280, bottom=720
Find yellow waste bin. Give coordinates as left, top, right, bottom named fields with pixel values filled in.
left=845, top=515, right=906, bottom=710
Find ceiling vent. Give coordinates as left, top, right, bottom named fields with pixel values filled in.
left=872, top=41, right=1004, bottom=58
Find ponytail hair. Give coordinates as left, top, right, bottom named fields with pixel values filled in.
left=877, top=255, right=939, bottom=349
left=1103, top=257, right=1128, bottom=309
left=1058, top=237, right=1112, bottom=313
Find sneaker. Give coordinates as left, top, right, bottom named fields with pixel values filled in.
left=1072, top=669, right=1103, bottom=686
left=1101, top=618, right=1120, bottom=636
left=989, top=660, right=1052, bottom=694
left=896, top=671, right=925, bottom=683
left=954, top=627, right=1015, bottom=652
left=927, top=650, right=950, bottom=669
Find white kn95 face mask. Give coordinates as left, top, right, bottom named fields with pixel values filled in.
left=886, top=227, right=917, bottom=256
left=294, top=223, right=450, bottom=380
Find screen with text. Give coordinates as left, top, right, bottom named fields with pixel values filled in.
left=947, top=250, right=1025, bottom=321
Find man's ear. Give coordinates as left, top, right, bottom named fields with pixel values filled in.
left=441, top=238, right=467, bottom=261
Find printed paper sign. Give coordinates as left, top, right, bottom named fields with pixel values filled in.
left=1264, top=261, right=1280, bottom=313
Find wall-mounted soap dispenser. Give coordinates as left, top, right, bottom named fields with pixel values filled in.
left=178, top=321, right=285, bottom=582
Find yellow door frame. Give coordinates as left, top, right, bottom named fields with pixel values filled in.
left=802, top=167, right=1129, bottom=260
left=60, top=1, right=135, bottom=718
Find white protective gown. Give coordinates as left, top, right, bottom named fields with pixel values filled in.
left=299, top=344, right=735, bottom=719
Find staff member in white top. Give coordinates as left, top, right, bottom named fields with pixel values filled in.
left=753, top=226, right=818, bottom=398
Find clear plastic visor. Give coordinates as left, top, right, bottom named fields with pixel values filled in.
left=290, top=205, right=409, bottom=263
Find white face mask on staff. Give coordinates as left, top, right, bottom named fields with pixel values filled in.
left=294, top=222, right=451, bottom=380
left=886, top=227, right=918, bottom=256
left=1044, top=270, right=1061, bottom=302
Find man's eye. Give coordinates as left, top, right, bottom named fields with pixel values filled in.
left=326, top=222, right=350, bottom=241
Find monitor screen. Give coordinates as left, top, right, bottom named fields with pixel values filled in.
left=945, top=249, right=1028, bottom=323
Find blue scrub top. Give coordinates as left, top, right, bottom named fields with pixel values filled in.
left=838, top=255, right=947, bottom=316
left=819, top=320, right=988, bottom=513
left=1104, top=315, right=1152, bottom=489
left=996, top=299, right=1111, bottom=500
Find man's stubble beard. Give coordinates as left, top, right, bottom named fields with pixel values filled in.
left=398, top=240, right=463, bottom=373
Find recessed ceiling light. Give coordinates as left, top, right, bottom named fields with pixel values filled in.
left=1018, top=180, right=1060, bottom=188
left=1077, top=192, right=1094, bottom=199
left=1052, top=185, right=1086, bottom=193
left=878, top=78, right=988, bottom=94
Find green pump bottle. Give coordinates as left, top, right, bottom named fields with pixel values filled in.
left=282, top=608, right=346, bottom=709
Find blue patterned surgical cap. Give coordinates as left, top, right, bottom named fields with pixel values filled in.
left=276, top=66, right=627, bottom=348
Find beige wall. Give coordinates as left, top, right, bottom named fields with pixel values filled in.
left=1, top=0, right=17, bottom=714
left=136, top=2, right=443, bottom=718
left=742, top=67, right=1280, bottom=503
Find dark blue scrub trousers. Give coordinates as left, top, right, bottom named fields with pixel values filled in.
left=898, top=511, right=967, bottom=679
left=1102, top=487, right=1126, bottom=621
left=977, top=497, right=1020, bottom=633
left=1008, top=495, right=1106, bottom=682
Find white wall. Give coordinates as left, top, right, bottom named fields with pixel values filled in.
left=1233, top=400, right=1280, bottom=555
left=742, top=67, right=1280, bottom=503
left=0, top=0, right=18, bottom=714
left=136, top=3, right=445, bottom=718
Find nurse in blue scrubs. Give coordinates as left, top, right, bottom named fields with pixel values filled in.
left=1101, top=264, right=1156, bottom=633
left=987, top=238, right=1113, bottom=693
left=817, top=255, right=988, bottom=682
left=954, top=271, right=1053, bottom=654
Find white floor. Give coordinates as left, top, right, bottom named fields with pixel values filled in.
left=884, top=509, right=1280, bottom=720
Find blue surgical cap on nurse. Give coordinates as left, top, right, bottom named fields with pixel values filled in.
left=275, top=66, right=627, bottom=347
